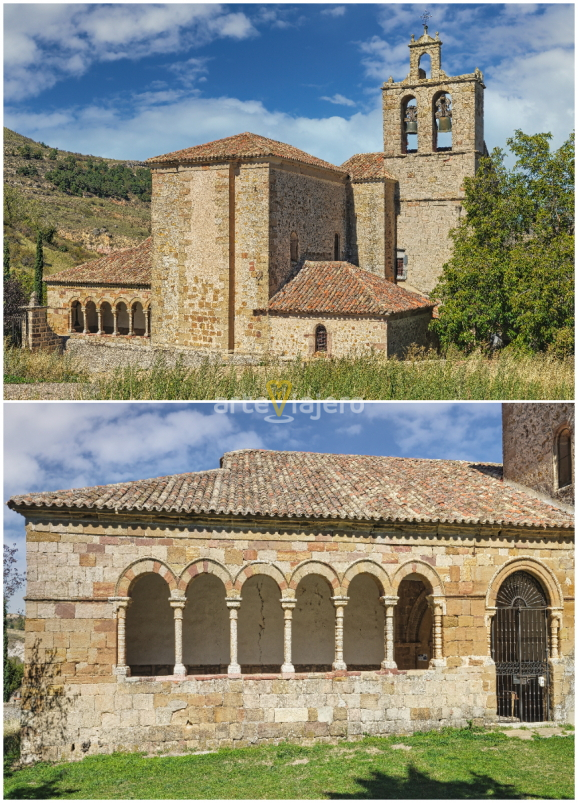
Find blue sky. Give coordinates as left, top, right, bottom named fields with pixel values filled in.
left=4, top=401, right=502, bottom=611
left=4, top=4, right=574, bottom=166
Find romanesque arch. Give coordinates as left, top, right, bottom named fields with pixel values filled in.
left=485, top=557, right=563, bottom=611
left=289, top=560, right=341, bottom=593
left=125, top=571, right=174, bottom=674
left=342, top=559, right=391, bottom=595
left=291, top=561, right=339, bottom=670
left=115, top=558, right=178, bottom=596
left=234, top=561, right=287, bottom=595
left=178, top=558, right=233, bottom=594
left=392, top=560, right=445, bottom=596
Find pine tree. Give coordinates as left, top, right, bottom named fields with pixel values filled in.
left=4, top=239, right=10, bottom=281
left=33, top=230, right=44, bottom=304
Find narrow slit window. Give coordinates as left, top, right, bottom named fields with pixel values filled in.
left=315, top=325, right=327, bottom=353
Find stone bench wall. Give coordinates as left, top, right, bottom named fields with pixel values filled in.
left=20, top=665, right=494, bottom=763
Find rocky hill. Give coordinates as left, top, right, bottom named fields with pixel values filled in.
left=4, top=128, right=151, bottom=287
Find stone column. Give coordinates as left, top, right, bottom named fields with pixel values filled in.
left=485, top=610, right=497, bottom=659
left=96, top=307, right=103, bottom=336
left=427, top=595, right=446, bottom=667
left=69, top=306, right=75, bottom=334
left=145, top=308, right=151, bottom=338
left=82, top=306, right=88, bottom=334
left=549, top=611, right=562, bottom=659
left=169, top=596, right=186, bottom=676
left=280, top=598, right=296, bottom=673
left=109, top=596, right=131, bottom=677
left=331, top=596, right=349, bottom=671
left=128, top=307, right=134, bottom=336
left=112, top=310, right=119, bottom=336
left=380, top=595, right=399, bottom=669
left=226, top=599, right=242, bottom=674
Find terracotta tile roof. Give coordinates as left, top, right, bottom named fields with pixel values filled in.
left=147, top=132, right=346, bottom=174
left=264, top=261, right=434, bottom=316
left=8, top=449, right=573, bottom=530
left=45, top=239, right=151, bottom=287
left=341, top=152, right=396, bottom=182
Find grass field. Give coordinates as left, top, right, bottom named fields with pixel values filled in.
left=4, top=345, right=574, bottom=400
left=3, top=727, right=574, bottom=800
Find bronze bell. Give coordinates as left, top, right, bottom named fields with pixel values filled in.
left=437, top=116, right=452, bottom=132
left=405, top=121, right=418, bottom=134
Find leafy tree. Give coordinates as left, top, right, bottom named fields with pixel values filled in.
left=4, top=239, right=10, bottom=281
left=432, top=130, right=574, bottom=355
left=17, top=144, right=32, bottom=159
left=48, top=148, right=58, bottom=160
left=33, top=230, right=44, bottom=303
left=4, top=276, right=27, bottom=342
left=3, top=543, right=25, bottom=702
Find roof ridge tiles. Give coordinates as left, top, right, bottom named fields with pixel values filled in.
left=6, top=450, right=573, bottom=530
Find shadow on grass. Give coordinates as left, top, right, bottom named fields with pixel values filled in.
left=4, top=770, right=80, bottom=800
left=326, top=763, right=561, bottom=799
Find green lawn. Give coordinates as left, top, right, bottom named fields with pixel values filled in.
left=4, top=728, right=574, bottom=800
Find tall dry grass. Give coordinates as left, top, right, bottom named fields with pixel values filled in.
left=92, top=348, right=574, bottom=401
left=5, top=342, right=573, bottom=399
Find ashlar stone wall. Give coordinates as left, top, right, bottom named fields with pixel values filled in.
left=151, top=164, right=230, bottom=351
left=21, top=510, right=574, bottom=762
left=502, top=403, right=575, bottom=506
left=346, top=179, right=396, bottom=281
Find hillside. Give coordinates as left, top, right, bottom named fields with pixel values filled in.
left=4, top=128, right=151, bottom=287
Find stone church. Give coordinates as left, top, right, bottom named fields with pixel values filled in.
left=9, top=403, right=574, bottom=762
left=38, top=26, right=486, bottom=365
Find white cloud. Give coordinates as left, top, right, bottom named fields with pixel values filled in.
left=362, top=403, right=501, bottom=461
left=321, top=94, right=357, bottom=107
left=4, top=4, right=257, bottom=101
left=336, top=424, right=363, bottom=436
left=321, top=6, right=346, bottom=18
left=5, top=95, right=384, bottom=166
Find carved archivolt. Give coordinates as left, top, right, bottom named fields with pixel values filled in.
left=485, top=557, right=564, bottom=610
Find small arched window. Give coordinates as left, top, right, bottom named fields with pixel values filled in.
left=315, top=324, right=327, bottom=353
left=290, top=232, right=299, bottom=262
left=418, top=53, right=431, bottom=79
left=334, top=234, right=340, bottom=261
left=557, top=428, right=572, bottom=488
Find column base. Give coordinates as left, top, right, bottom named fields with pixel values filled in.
left=228, top=664, right=242, bottom=675
left=173, top=664, right=186, bottom=677
left=281, top=663, right=295, bottom=673
left=112, top=665, right=131, bottom=678
left=332, top=661, right=347, bottom=671
left=381, top=660, right=397, bottom=670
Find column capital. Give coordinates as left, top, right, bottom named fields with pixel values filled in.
left=380, top=595, right=399, bottom=607
left=426, top=594, right=446, bottom=614
left=109, top=596, right=131, bottom=612
left=331, top=595, right=349, bottom=607
left=169, top=599, right=186, bottom=611
left=226, top=598, right=242, bottom=610
left=280, top=598, right=297, bottom=610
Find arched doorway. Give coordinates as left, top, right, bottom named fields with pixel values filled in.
left=492, top=571, right=550, bottom=722
left=238, top=575, right=283, bottom=673
left=183, top=573, right=229, bottom=674
left=343, top=573, right=384, bottom=669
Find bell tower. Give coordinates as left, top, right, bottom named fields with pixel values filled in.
left=381, top=22, right=486, bottom=294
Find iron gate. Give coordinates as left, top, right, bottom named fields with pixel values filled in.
left=491, top=571, right=550, bottom=722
